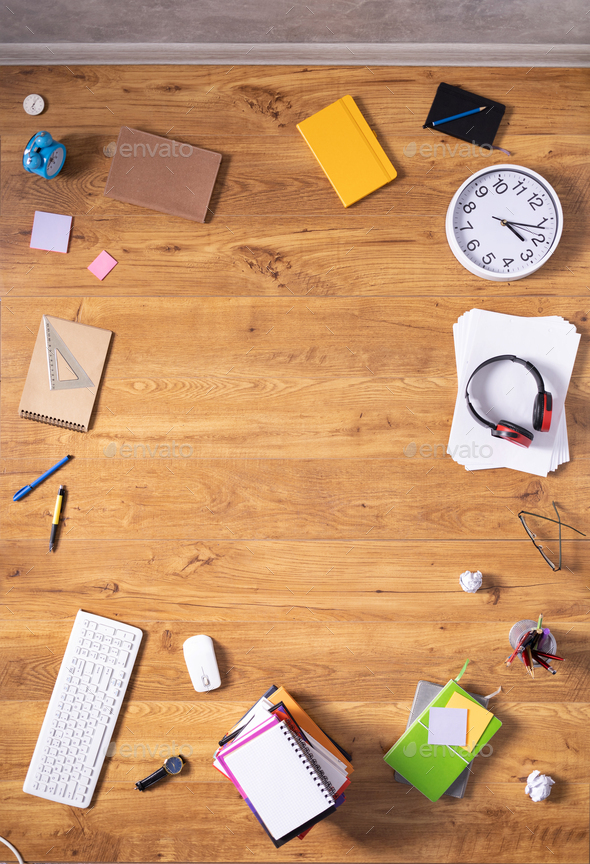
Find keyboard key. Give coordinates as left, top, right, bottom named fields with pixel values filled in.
left=112, top=638, right=122, bottom=648
left=57, top=782, right=67, bottom=798
left=97, top=624, right=115, bottom=636
left=107, top=656, right=116, bottom=666
left=122, top=641, right=133, bottom=651
left=89, top=651, right=98, bottom=660
left=87, top=621, right=97, bottom=630
left=75, top=794, right=86, bottom=804
left=47, top=782, right=57, bottom=795
left=65, top=781, right=77, bottom=800
left=85, top=724, right=107, bottom=767
left=103, top=636, right=113, bottom=646
left=116, top=652, right=129, bottom=668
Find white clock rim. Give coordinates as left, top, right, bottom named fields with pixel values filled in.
left=445, top=163, right=563, bottom=283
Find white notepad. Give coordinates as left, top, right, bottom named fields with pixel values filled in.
left=218, top=719, right=334, bottom=840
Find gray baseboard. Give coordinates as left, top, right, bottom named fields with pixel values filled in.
left=1, top=42, right=588, bottom=66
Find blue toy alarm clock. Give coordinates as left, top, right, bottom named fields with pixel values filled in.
left=23, top=131, right=66, bottom=178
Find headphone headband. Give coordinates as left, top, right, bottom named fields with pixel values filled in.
left=465, top=354, right=546, bottom=429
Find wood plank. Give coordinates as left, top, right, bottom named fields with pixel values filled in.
left=1, top=540, right=588, bottom=622
left=1, top=778, right=587, bottom=863
left=2, top=132, right=588, bottom=222
left=2, top=455, right=590, bottom=540
left=1, top=66, right=588, bottom=138
left=2, top=375, right=590, bottom=459
left=3, top=700, right=590, bottom=783
left=2, top=297, right=589, bottom=379
left=2, top=212, right=589, bottom=298
left=1, top=621, right=587, bottom=703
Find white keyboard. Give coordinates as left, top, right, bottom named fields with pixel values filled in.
left=23, top=609, right=142, bottom=808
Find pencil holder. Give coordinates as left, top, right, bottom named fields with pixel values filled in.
left=509, top=619, right=556, bottom=667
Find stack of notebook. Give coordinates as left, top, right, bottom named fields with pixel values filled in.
left=384, top=666, right=501, bottom=802
left=213, top=685, right=353, bottom=847
left=448, top=309, right=581, bottom=476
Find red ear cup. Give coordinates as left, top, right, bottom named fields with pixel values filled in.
left=492, top=421, right=534, bottom=448
left=533, top=391, right=553, bottom=431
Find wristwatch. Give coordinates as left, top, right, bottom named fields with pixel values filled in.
left=135, top=755, right=185, bottom=791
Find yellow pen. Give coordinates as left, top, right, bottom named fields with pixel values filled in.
left=49, top=485, right=65, bottom=552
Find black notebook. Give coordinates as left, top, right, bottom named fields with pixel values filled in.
left=423, top=82, right=506, bottom=147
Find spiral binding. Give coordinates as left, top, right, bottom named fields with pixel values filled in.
left=20, top=410, right=86, bottom=432
left=279, top=721, right=337, bottom=800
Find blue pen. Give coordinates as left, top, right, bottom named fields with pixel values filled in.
left=431, top=106, right=487, bottom=127
left=13, top=455, right=72, bottom=501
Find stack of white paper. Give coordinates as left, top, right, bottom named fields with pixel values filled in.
left=448, top=309, right=580, bottom=477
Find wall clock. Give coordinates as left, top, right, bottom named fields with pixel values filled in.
left=23, top=94, right=45, bottom=115
left=445, top=164, right=563, bottom=281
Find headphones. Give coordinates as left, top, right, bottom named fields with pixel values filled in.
left=465, top=354, right=552, bottom=448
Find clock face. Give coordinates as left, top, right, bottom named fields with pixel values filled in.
left=23, top=94, right=45, bottom=115
left=164, top=756, right=184, bottom=775
left=446, top=165, right=563, bottom=281
left=46, top=147, right=64, bottom=177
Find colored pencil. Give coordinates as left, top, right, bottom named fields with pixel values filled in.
left=431, top=106, right=487, bottom=127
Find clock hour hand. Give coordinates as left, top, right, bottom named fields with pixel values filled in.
left=492, top=216, right=526, bottom=242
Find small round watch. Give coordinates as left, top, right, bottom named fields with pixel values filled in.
left=135, top=755, right=185, bottom=791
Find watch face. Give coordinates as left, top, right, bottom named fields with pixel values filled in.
left=23, top=94, right=45, bottom=115
left=46, top=147, right=64, bottom=177
left=164, top=755, right=184, bottom=775
left=448, top=166, right=562, bottom=280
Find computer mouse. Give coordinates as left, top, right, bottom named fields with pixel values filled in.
left=183, top=634, right=221, bottom=692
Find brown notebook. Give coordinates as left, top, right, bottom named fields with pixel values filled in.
left=19, top=316, right=112, bottom=433
left=104, top=127, right=222, bottom=222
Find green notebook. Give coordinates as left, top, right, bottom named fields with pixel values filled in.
left=383, top=674, right=501, bottom=802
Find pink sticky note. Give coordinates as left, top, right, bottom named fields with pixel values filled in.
left=88, top=250, right=118, bottom=281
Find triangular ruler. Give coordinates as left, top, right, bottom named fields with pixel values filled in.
left=44, top=315, right=95, bottom=390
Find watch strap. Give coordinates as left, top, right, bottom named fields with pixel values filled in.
left=135, top=765, right=167, bottom=791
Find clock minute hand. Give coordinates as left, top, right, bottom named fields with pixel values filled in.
left=492, top=216, right=546, bottom=230
left=491, top=216, right=525, bottom=242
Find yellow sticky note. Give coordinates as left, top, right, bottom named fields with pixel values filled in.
left=445, top=692, right=494, bottom=752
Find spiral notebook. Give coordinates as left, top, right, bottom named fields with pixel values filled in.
left=217, top=715, right=336, bottom=845
left=19, top=315, right=112, bottom=433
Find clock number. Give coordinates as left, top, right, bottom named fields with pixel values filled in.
left=475, top=186, right=488, bottom=198
left=528, top=194, right=543, bottom=210
left=482, top=252, right=496, bottom=265
left=503, top=258, right=514, bottom=268
left=521, top=249, right=534, bottom=261
left=536, top=217, right=549, bottom=228
left=459, top=221, right=473, bottom=231
left=466, top=239, right=480, bottom=251
left=463, top=201, right=476, bottom=213
left=493, top=180, right=508, bottom=194
left=512, top=180, right=527, bottom=195
left=531, top=234, right=546, bottom=247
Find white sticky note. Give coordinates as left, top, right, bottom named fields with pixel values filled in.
left=30, top=210, right=72, bottom=254
left=428, top=707, right=467, bottom=746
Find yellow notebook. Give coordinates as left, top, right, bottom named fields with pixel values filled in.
left=297, top=95, right=397, bottom=207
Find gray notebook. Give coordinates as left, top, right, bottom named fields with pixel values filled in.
left=394, top=680, right=489, bottom=799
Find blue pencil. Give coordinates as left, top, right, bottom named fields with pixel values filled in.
left=431, top=106, right=487, bottom=127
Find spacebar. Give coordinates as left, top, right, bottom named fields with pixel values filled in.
left=84, top=723, right=108, bottom=767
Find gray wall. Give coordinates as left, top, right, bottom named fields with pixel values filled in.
left=2, top=0, right=589, bottom=43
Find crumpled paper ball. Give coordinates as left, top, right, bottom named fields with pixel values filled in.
left=525, top=770, right=555, bottom=801
left=459, top=570, right=483, bottom=593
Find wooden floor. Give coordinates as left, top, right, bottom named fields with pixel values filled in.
left=1, top=65, right=589, bottom=864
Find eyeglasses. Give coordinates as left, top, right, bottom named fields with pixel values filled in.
left=519, top=501, right=585, bottom=571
